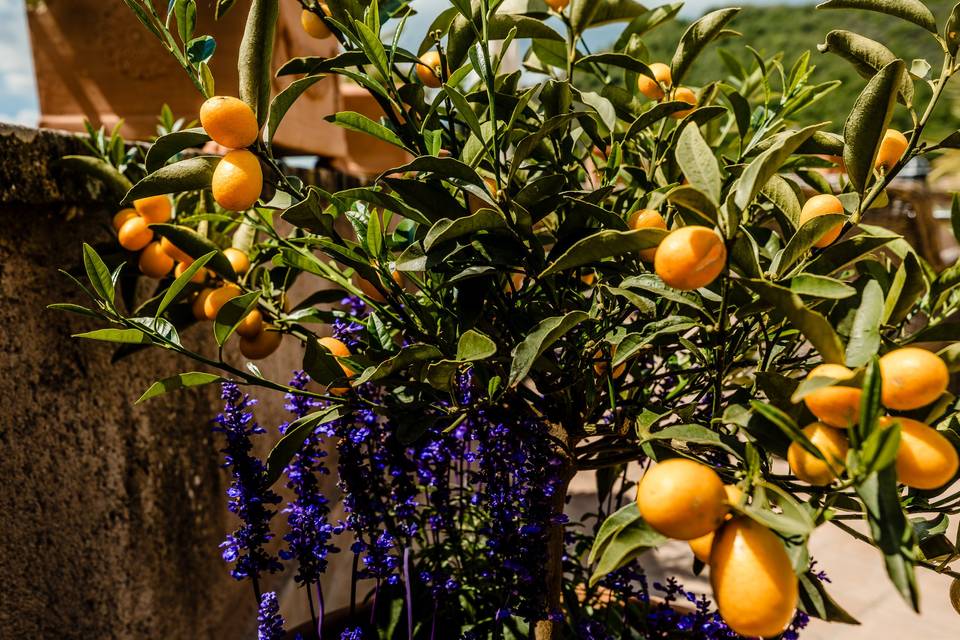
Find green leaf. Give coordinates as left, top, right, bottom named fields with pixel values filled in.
left=303, top=337, right=350, bottom=386
left=265, top=405, right=350, bottom=487
left=509, top=311, right=590, bottom=387
left=670, top=8, right=741, bottom=86
left=952, top=193, right=960, bottom=244
left=751, top=401, right=827, bottom=462
left=818, top=30, right=913, bottom=105
left=145, top=128, right=211, bottom=173
left=423, top=209, right=507, bottom=252
left=456, top=329, right=497, bottom=361
left=588, top=502, right=642, bottom=565
left=843, top=60, right=905, bottom=195
left=775, top=213, right=848, bottom=277
left=884, top=252, right=927, bottom=326
left=791, top=274, right=857, bottom=299
left=675, top=124, right=721, bottom=203
left=666, top=186, right=719, bottom=225
left=121, top=156, right=219, bottom=205
left=817, top=0, right=936, bottom=33
left=325, top=111, right=408, bottom=150
left=639, top=423, right=741, bottom=457
left=213, top=291, right=261, bottom=346
left=744, top=280, right=845, bottom=364
left=281, top=187, right=337, bottom=236
left=61, top=155, right=133, bottom=200
left=947, top=3, right=960, bottom=57
left=589, top=516, right=666, bottom=586
left=846, top=279, right=884, bottom=367
left=82, top=243, right=116, bottom=305
left=155, top=250, right=216, bottom=317
left=136, top=372, right=222, bottom=404
left=853, top=357, right=883, bottom=448
left=149, top=224, right=236, bottom=280
left=539, top=229, right=668, bottom=277
left=799, top=571, right=861, bottom=624
left=47, top=303, right=101, bottom=319
left=571, top=0, right=649, bottom=33
left=266, top=75, right=323, bottom=145
left=735, top=123, right=824, bottom=213
left=73, top=328, right=151, bottom=344
left=357, top=344, right=444, bottom=384
left=174, top=0, right=197, bottom=44
left=238, top=0, right=279, bottom=125
left=855, top=467, right=920, bottom=610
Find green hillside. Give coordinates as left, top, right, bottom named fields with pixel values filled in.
left=605, top=2, right=960, bottom=140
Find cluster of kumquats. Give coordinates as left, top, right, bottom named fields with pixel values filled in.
left=623, top=98, right=943, bottom=637
left=112, top=72, right=354, bottom=377
left=635, top=342, right=958, bottom=637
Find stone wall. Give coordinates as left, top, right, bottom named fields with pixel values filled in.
left=0, top=124, right=351, bottom=640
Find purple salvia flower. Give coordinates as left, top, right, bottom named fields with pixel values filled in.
left=279, top=371, right=341, bottom=586
left=214, top=382, right=282, bottom=582
left=257, top=592, right=285, bottom=640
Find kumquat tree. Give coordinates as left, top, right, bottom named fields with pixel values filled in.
left=55, top=0, right=960, bottom=638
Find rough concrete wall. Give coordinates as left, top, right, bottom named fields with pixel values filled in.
left=0, top=124, right=342, bottom=639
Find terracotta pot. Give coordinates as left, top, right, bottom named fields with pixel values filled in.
left=27, top=0, right=346, bottom=157
left=332, top=83, right=413, bottom=178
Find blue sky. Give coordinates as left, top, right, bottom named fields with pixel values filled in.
left=0, top=0, right=809, bottom=127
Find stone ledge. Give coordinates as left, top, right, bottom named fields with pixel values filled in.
left=0, top=124, right=123, bottom=207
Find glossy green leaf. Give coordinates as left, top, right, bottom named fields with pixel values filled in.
left=136, top=371, right=222, bottom=404
left=588, top=502, right=642, bottom=565
left=675, top=124, right=721, bottom=203
left=735, top=123, right=823, bottom=213
left=589, top=516, right=666, bottom=586
left=884, top=252, right=927, bottom=325
left=150, top=224, right=236, bottom=279
left=357, top=344, right=444, bottom=384
left=61, top=155, right=133, bottom=199
left=145, top=128, right=211, bottom=173
left=266, top=75, right=324, bottom=145
left=213, top=291, right=261, bottom=346
left=818, top=30, right=912, bottom=105
left=238, top=0, right=278, bottom=125
left=82, top=243, right=116, bottom=306
left=744, top=280, right=845, bottom=364
left=846, top=279, right=884, bottom=367
left=790, top=274, right=857, bottom=299
left=509, top=311, right=590, bottom=387
left=855, top=467, right=920, bottom=610
left=817, top=0, right=936, bottom=33
left=325, top=111, right=408, bottom=150
left=776, top=213, right=847, bottom=277
left=121, top=156, right=219, bottom=205
left=666, top=186, right=719, bottom=224
left=265, top=405, right=350, bottom=487
left=539, top=229, right=668, bottom=277
left=456, top=329, right=497, bottom=361
left=571, top=0, right=649, bottom=34
left=423, top=209, right=507, bottom=252
left=73, top=328, right=151, bottom=344
left=670, top=8, right=741, bottom=86
left=947, top=3, right=960, bottom=56
left=155, top=250, right=216, bottom=317
left=799, top=571, right=861, bottom=624
left=843, top=60, right=905, bottom=195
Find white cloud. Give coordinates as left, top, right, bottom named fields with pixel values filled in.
left=0, top=108, right=39, bottom=127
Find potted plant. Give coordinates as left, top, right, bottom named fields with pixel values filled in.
left=57, top=0, right=960, bottom=638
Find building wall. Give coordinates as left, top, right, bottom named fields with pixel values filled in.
left=0, top=124, right=350, bottom=639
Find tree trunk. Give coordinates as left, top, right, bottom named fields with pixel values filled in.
left=534, top=425, right=577, bottom=640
